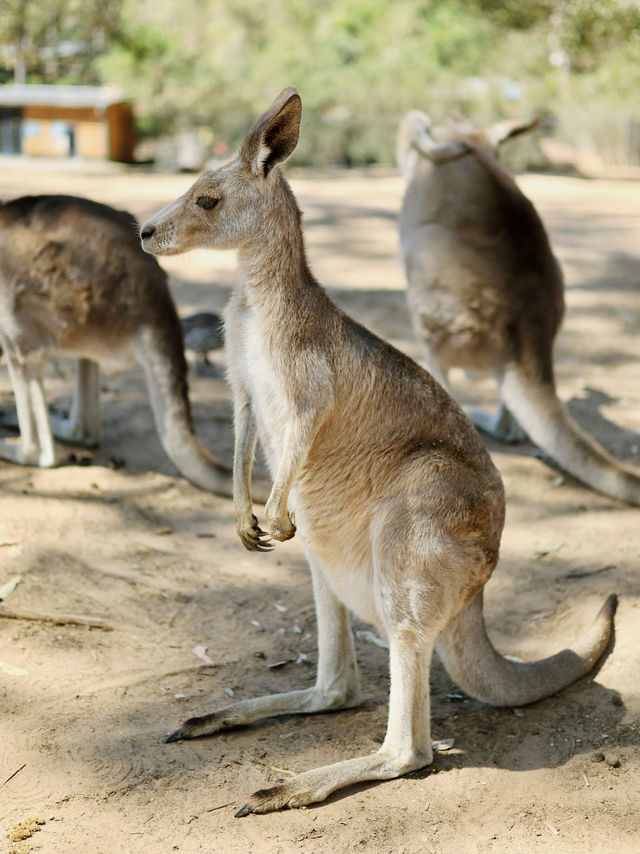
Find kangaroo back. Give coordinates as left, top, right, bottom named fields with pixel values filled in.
left=0, top=195, right=165, bottom=354
left=397, top=114, right=640, bottom=504
left=398, top=129, right=564, bottom=377
left=0, top=194, right=255, bottom=499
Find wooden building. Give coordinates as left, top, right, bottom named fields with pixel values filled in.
left=0, top=85, right=135, bottom=162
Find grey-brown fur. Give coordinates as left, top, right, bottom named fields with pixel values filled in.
left=397, top=112, right=640, bottom=504
left=0, top=194, right=268, bottom=500
left=140, top=89, right=616, bottom=815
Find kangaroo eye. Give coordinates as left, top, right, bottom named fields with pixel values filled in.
left=196, top=196, right=219, bottom=210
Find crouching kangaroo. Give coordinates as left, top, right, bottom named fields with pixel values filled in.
left=0, top=194, right=268, bottom=501
left=397, top=112, right=640, bottom=505
left=141, top=88, right=616, bottom=816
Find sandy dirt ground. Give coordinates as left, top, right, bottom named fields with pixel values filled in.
left=0, top=157, right=638, bottom=854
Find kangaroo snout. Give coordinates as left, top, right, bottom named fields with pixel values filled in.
left=140, top=219, right=171, bottom=255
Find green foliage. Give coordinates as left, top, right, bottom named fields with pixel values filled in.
left=1, top=0, right=639, bottom=164
left=0, top=1, right=121, bottom=83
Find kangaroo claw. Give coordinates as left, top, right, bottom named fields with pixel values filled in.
left=238, top=514, right=274, bottom=551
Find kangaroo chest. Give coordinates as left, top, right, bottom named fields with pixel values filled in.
left=224, top=301, right=294, bottom=474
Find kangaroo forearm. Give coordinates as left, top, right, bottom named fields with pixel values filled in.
left=233, top=393, right=258, bottom=514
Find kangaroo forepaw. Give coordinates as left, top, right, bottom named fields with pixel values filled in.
left=237, top=514, right=274, bottom=552
left=264, top=506, right=296, bottom=542
left=268, top=514, right=296, bottom=542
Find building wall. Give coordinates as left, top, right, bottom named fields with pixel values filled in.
left=106, top=103, right=135, bottom=162
left=17, top=104, right=134, bottom=161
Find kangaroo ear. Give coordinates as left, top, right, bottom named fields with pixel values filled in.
left=486, top=117, right=539, bottom=150
left=241, top=87, right=302, bottom=177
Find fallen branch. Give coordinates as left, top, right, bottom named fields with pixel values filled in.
left=0, top=605, right=112, bottom=631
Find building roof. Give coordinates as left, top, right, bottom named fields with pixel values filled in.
left=0, top=84, right=127, bottom=109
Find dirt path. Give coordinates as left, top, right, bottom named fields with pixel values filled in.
left=0, top=160, right=638, bottom=853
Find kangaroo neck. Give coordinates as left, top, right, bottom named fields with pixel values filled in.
left=236, top=182, right=321, bottom=313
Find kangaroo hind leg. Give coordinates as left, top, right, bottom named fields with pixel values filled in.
left=0, top=353, right=57, bottom=466
left=166, top=548, right=361, bottom=743
left=237, top=623, right=435, bottom=815
left=236, top=530, right=439, bottom=815
left=466, top=398, right=528, bottom=444
left=49, top=358, right=101, bottom=447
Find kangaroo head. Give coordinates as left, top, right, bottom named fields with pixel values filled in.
left=140, top=87, right=302, bottom=256
left=397, top=111, right=538, bottom=179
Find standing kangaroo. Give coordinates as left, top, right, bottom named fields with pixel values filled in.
left=397, top=111, right=640, bottom=505
left=141, top=88, right=616, bottom=816
left=0, top=194, right=267, bottom=500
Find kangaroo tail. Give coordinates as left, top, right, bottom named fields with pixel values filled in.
left=132, top=314, right=269, bottom=503
left=499, top=364, right=640, bottom=505
left=436, top=590, right=616, bottom=707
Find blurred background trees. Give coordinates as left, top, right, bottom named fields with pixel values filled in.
left=1, top=0, right=639, bottom=166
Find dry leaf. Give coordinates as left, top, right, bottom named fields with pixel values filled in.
left=0, top=575, right=21, bottom=601
left=533, top=542, right=564, bottom=556
left=0, top=660, right=29, bottom=677
left=192, top=645, right=215, bottom=665
left=531, top=610, right=555, bottom=621
left=355, top=630, right=389, bottom=649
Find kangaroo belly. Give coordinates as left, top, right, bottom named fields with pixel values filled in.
left=55, top=340, right=137, bottom=375
left=295, top=500, right=382, bottom=630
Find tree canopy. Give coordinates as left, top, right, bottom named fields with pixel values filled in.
left=1, top=0, right=639, bottom=164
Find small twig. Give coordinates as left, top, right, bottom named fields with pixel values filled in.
left=564, top=564, right=615, bottom=580
left=544, top=820, right=559, bottom=836
left=0, top=605, right=112, bottom=630
left=1, top=763, right=26, bottom=788
left=269, top=765, right=297, bottom=777
left=168, top=599, right=192, bottom=628
left=268, top=659, right=294, bottom=670
left=203, top=802, right=235, bottom=814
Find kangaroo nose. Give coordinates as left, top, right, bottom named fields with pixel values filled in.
left=140, top=224, right=156, bottom=240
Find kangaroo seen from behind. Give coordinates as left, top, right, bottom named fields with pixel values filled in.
left=397, top=111, right=640, bottom=505
left=141, top=88, right=616, bottom=816
left=0, top=194, right=264, bottom=500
